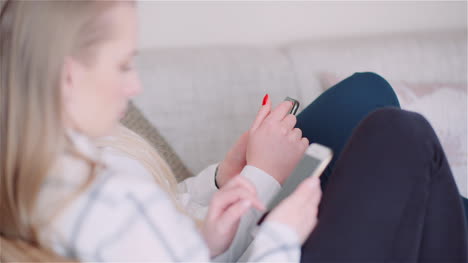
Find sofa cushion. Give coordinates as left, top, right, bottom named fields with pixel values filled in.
left=121, top=102, right=193, bottom=181
left=284, top=30, right=467, bottom=104
left=132, top=48, right=301, bottom=173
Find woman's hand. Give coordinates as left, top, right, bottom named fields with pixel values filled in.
left=246, top=99, right=309, bottom=184
left=216, top=131, right=249, bottom=188
left=202, top=175, right=266, bottom=258
left=265, top=175, right=322, bottom=244
left=216, top=95, right=272, bottom=188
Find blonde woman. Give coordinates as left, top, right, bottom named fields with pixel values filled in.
left=1, top=1, right=467, bottom=262
left=1, top=1, right=319, bottom=261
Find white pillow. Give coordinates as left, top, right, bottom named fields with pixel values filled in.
left=404, top=88, right=467, bottom=197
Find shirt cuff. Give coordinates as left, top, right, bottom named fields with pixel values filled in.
left=240, top=165, right=282, bottom=207
left=260, top=221, right=300, bottom=245
left=239, top=221, right=301, bottom=262
left=179, top=163, right=219, bottom=206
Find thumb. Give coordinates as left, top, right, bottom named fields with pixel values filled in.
left=250, top=94, right=272, bottom=132
left=291, top=175, right=320, bottom=201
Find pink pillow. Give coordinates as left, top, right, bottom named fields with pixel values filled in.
left=320, top=72, right=467, bottom=196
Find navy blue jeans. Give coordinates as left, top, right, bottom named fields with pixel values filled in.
left=295, top=72, right=468, bottom=261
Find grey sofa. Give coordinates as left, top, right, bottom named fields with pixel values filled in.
left=124, top=30, right=467, bottom=196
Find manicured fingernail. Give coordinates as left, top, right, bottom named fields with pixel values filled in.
left=262, top=94, right=269, bottom=106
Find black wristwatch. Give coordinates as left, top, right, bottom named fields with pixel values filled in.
left=214, top=165, right=220, bottom=189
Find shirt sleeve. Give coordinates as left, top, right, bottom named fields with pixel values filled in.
left=46, top=167, right=300, bottom=262
left=239, top=221, right=301, bottom=262
left=177, top=164, right=284, bottom=262
left=213, top=165, right=282, bottom=262
left=57, top=172, right=210, bottom=262
left=177, top=163, right=219, bottom=207
left=98, top=148, right=286, bottom=262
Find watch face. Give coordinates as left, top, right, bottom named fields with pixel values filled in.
left=284, top=97, right=300, bottom=115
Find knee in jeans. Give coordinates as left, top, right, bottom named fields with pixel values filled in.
left=352, top=72, right=390, bottom=87
left=351, top=72, right=400, bottom=107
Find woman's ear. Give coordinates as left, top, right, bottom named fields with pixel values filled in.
left=61, top=56, right=85, bottom=107
left=59, top=57, right=89, bottom=132
left=61, top=57, right=75, bottom=105
left=60, top=57, right=85, bottom=131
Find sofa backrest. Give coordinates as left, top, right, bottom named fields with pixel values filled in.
left=134, top=47, right=300, bottom=173
left=133, top=30, right=467, bottom=179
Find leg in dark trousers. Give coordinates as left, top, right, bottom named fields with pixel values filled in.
left=300, top=108, right=468, bottom=262
left=295, top=71, right=468, bottom=232
left=296, top=72, right=400, bottom=190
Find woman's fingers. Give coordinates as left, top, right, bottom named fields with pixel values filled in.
left=289, top=128, right=302, bottom=141
left=264, top=175, right=322, bottom=244
left=209, top=187, right=265, bottom=220
left=291, top=175, right=322, bottom=205
left=282, top=114, right=297, bottom=131
left=250, top=95, right=272, bottom=132
left=266, top=101, right=293, bottom=122
left=302, top=176, right=322, bottom=216
left=216, top=199, right=252, bottom=234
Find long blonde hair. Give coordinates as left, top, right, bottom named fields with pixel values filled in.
left=0, top=0, right=185, bottom=261
left=95, top=124, right=190, bottom=215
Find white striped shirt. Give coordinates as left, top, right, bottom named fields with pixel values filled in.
left=34, top=130, right=301, bottom=262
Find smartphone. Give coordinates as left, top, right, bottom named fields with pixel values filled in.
left=284, top=96, right=300, bottom=115
left=268, top=143, right=332, bottom=209
left=256, top=143, right=333, bottom=225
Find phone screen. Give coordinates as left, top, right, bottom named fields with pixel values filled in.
left=256, top=154, right=324, bottom=225
left=267, top=154, right=323, bottom=210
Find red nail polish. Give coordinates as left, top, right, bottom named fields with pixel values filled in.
left=262, top=94, right=269, bottom=106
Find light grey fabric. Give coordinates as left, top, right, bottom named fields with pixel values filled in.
left=132, top=31, right=467, bottom=196
left=133, top=47, right=300, bottom=175
left=284, top=30, right=467, bottom=103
